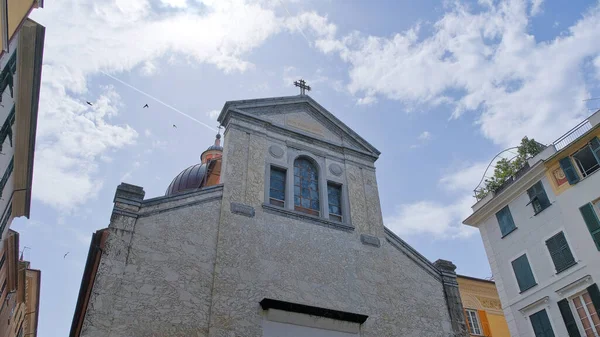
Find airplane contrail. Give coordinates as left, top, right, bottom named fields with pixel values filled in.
left=100, top=71, right=216, bottom=132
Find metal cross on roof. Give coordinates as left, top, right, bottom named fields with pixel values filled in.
left=294, top=79, right=311, bottom=96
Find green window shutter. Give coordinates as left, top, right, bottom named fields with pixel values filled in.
left=578, top=203, right=600, bottom=251
left=496, top=206, right=516, bottom=236
left=527, top=181, right=551, bottom=212
left=512, top=254, right=536, bottom=292
left=530, top=309, right=556, bottom=337
left=557, top=299, right=581, bottom=337
left=559, top=157, right=580, bottom=185
left=587, top=283, right=600, bottom=314
left=545, top=232, right=575, bottom=273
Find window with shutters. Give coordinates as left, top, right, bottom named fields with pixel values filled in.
left=327, top=182, right=342, bottom=222
left=579, top=203, right=600, bottom=251
left=465, top=309, right=482, bottom=335
left=572, top=139, right=600, bottom=178
left=545, top=231, right=576, bottom=274
left=496, top=206, right=517, bottom=237
left=293, top=158, right=320, bottom=216
left=527, top=181, right=551, bottom=214
left=269, top=167, right=286, bottom=207
left=561, top=157, right=581, bottom=185
left=512, top=254, right=537, bottom=292
left=530, top=309, right=556, bottom=337
left=558, top=298, right=582, bottom=337
left=572, top=291, right=600, bottom=337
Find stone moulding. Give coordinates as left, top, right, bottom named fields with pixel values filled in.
left=231, top=202, right=255, bottom=217
left=519, top=296, right=549, bottom=316
left=138, top=196, right=222, bottom=218
left=259, top=298, right=368, bottom=324
left=262, top=203, right=354, bottom=232
left=268, top=145, right=284, bottom=158
left=360, top=234, right=380, bottom=247
left=329, top=163, right=343, bottom=176
left=555, top=275, right=593, bottom=297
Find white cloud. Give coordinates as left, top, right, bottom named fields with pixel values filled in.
left=160, top=0, right=188, bottom=8
left=33, top=85, right=137, bottom=210
left=283, top=11, right=337, bottom=47
left=385, top=196, right=476, bottom=239
left=530, top=0, right=544, bottom=16
left=385, top=162, right=488, bottom=239
left=144, top=129, right=152, bottom=137
left=410, top=131, right=433, bottom=149
left=418, top=131, right=431, bottom=141
left=318, top=0, right=599, bottom=147
left=207, top=109, right=220, bottom=119
left=439, top=161, right=489, bottom=192
left=29, top=0, right=335, bottom=210
left=140, top=61, right=158, bottom=76
left=356, top=95, right=377, bottom=105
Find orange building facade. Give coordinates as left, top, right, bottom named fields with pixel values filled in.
left=458, top=275, right=511, bottom=337
left=0, top=230, right=40, bottom=337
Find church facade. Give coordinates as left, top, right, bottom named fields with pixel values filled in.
left=70, top=95, right=469, bottom=337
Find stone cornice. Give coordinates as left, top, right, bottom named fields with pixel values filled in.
left=518, top=296, right=549, bottom=315
left=218, top=96, right=380, bottom=159
left=226, top=121, right=377, bottom=170
left=142, top=184, right=223, bottom=206
left=464, top=161, right=547, bottom=226
left=262, top=203, right=354, bottom=232
left=384, top=227, right=442, bottom=282
left=555, top=275, right=593, bottom=297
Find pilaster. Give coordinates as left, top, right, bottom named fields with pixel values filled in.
left=434, top=259, right=469, bottom=337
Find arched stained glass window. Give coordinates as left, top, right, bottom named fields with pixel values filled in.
left=294, top=158, right=319, bottom=216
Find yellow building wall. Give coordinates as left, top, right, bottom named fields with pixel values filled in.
left=488, top=313, right=511, bottom=337
left=544, top=125, right=600, bottom=196
left=457, top=276, right=511, bottom=337
left=0, top=0, right=37, bottom=48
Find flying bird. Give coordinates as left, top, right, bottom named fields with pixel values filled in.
left=64, top=252, right=69, bottom=258
left=172, top=124, right=177, bottom=128
left=143, top=104, right=149, bottom=108
left=86, top=101, right=93, bottom=106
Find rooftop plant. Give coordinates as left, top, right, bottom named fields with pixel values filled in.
left=475, top=137, right=545, bottom=200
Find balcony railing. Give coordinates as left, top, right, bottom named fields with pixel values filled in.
left=552, top=118, right=592, bottom=151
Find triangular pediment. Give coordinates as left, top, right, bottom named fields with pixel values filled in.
left=218, top=96, right=380, bottom=157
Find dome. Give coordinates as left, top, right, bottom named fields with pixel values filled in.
left=165, top=163, right=208, bottom=196
left=205, top=144, right=223, bottom=152
left=165, top=133, right=224, bottom=196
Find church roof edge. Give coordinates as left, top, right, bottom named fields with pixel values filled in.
left=217, top=95, right=381, bottom=157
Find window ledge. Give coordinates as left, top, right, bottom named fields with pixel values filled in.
left=556, top=262, right=577, bottom=275
left=501, top=227, right=518, bottom=239
left=519, top=283, right=538, bottom=294
left=533, top=203, right=552, bottom=216
left=262, top=203, right=354, bottom=232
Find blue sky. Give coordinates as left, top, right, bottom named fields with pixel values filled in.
left=11, top=0, right=600, bottom=335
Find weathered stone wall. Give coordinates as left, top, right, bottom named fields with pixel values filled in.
left=79, top=100, right=463, bottom=337
left=80, top=185, right=223, bottom=337
left=208, top=120, right=457, bottom=337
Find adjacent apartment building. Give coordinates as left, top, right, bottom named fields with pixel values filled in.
left=464, top=110, right=600, bottom=337
left=0, top=230, right=40, bottom=337
left=458, top=274, right=511, bottom=337
left=0, top=0, right=45, bottom=251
